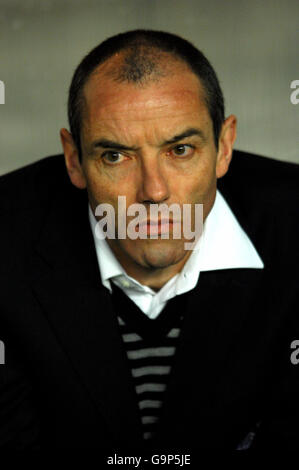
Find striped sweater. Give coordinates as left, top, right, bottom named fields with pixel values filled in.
left=110, top=283, right=185, bottom=441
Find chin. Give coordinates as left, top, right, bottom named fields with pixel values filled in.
left=136, top=240, right=187, bottom=270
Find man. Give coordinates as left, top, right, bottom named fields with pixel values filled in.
left=0, top=29, right=299, bottom=453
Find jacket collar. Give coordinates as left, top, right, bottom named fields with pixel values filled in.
left=31, top=185, right=143, bottom=444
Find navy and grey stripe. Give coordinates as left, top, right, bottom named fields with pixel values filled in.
left=117, top=315, right=181, bottom=440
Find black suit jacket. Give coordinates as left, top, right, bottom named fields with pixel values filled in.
left=0, top=150, right=299, bottom=453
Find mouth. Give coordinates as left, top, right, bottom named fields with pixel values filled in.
left=137, top=219, right=175, bottom=236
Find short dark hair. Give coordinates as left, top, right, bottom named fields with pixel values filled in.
left=68, top=29, right=225, bottom=160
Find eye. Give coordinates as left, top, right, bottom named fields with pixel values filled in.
left=101, top=151, right=124, bottom=164
left=170, top=144, right=194, bottom=157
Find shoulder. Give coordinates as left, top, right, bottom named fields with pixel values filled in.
left=218, top=150, right=299, bottom=268
left=0, top=155, right=83, bottom=280
left=0, top=154, right=71, bottom=250
left=228, top=149, right=299, bottom=183
left=218, top=150, right=299, bottom=213
left=0, top=154, right=69, bottom=213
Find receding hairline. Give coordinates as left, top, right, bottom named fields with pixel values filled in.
left=79, top=50, right=209, bottom=134
left=87, top=46, right=192, bottom=86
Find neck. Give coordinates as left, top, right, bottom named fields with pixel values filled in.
left=107, top=240, right=193, bottom=291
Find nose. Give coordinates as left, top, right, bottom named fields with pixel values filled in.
left=136, top=154, right=170, bottom=204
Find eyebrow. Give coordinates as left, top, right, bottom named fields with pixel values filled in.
left=92, top=139, right=139, bottom=152
left=163, top=127, right=207, bottom=145
left=91, top=127, right=206, bottom=152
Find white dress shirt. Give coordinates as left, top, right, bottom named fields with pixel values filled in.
left=88, top=190, right=264, bottom=319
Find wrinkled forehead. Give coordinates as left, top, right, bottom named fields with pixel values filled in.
left=81, top=58, right=208, bottom=130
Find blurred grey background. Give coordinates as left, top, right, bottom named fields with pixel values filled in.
left=0, top=0, right=298, bottom=174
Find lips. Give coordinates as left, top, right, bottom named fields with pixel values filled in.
left=141, top=218, right=173, bottom=226
left=137, top=219, right=175, bottom=236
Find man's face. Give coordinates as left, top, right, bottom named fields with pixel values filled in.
left=62, top=60, right=236, bottom=280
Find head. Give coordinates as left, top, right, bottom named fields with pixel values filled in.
left=66, top=30, right=227, bottom=161
left=60, top=30, right=237, bottom=286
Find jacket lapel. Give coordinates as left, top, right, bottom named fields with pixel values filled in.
left=157, top=268, right=265, bottom=446
left=30, top=185, right=143, bottom=444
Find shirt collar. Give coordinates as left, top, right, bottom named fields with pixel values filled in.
left=197, top=189, right=264, bottom=271
left=88, top=189, right=264, bottom=295
left=89, top=205, right=126, bottom=292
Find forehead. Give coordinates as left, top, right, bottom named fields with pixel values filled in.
left=82, top=61, right=211, bottom=140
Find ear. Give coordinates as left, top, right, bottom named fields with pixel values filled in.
left=60, top=128, right=87, bottom=189
left=216, top=115, right=237, bottom=179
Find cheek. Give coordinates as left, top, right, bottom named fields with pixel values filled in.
left=84, top=172, right=113, bottom=210
left=84, top=162, right=113, bottom=199
left=84, top=165, right=135, bottom=214
left=177, top=161, right=216, bottom=202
